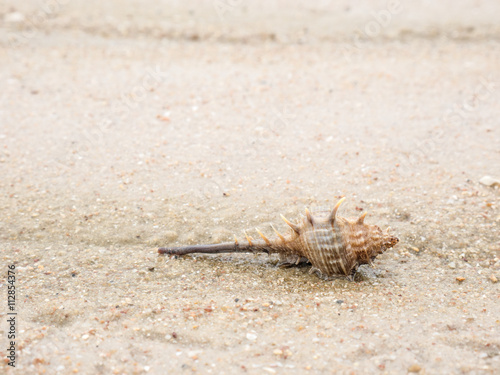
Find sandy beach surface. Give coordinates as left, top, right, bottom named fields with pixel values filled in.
left=1, top=1, right=499, bottom=374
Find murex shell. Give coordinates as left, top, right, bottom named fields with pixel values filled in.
left=159, top=198, right=399, bottom=279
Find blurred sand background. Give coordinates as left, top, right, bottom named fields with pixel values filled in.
left=0, top=0, right=499, bottom=374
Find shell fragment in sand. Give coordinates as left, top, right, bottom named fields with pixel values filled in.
left=479, top=176, right=500, bottom=187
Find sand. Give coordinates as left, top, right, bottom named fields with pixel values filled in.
left=0, top=1, right=499, bottom=374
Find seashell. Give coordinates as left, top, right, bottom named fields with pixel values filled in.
left=159, top=198, right=399, bottom=279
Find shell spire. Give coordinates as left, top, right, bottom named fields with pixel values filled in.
left=270, top=224, right=286, bottom=242
left=280, top=214, right=300, bottom=234
left=357, top=211, right=367, bottom=224
left=255, top=228, right=271, bottom=245
left=327, top=197, right=346, bottom=224
left=305, top=208, right=315, bottom=225
left=244, top=231, right=254, bottom=245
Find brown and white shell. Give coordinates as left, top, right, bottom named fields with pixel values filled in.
left=159, top=198, right=399, bottom=279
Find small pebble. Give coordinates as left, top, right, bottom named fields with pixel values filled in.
left=456, top=277, right=465, bottom=283
left=246, top=333, right=257, bottom=341
left=408, top=364, right=422, bottom=373
left=448, top=262, right=456, bottom=269
left=490, top=274, right=498, bottom=283
left=4, top=12, right=25, bottom=23
left=263, top=367, right=276, bottom=374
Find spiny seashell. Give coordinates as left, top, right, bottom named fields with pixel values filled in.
left=159, top=198, right=399, bottom=279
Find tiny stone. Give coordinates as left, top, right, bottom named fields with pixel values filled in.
left=448, top=262, right=456, bottom=269
left=490, top=274, right=498, bottom=283
left=336, top=300, right=344, bottom=304
left=4, top=12, right=25, bottom=23
left=408, top=364, right=422, bottom=373
left=246, top=333, right=257, bottom=341
left=273, top=349, right=283, bottom=355
left=456, top=277, right=465, bottom=282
